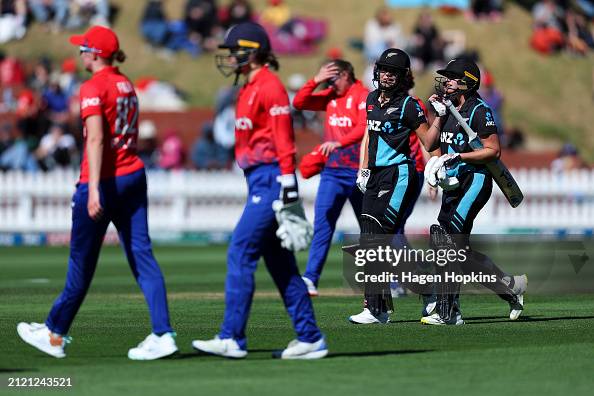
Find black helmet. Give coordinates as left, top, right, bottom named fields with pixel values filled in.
left=436, top=58, right=481, bottom=96
left=373, top=48, right=411, bottom=94
left=216, top=22, right=271, bottom=78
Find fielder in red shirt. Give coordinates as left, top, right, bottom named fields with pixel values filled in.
left=17, top=26, right=177, bottom=361
left=192, top=22, right=327, bottom=360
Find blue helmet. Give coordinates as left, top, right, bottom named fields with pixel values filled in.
left=219, top=22, right=270, bottom=52
left=216, top=22, right=272, bottom=79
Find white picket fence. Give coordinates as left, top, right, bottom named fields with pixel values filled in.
left=0, top=168, right=593, bottom=234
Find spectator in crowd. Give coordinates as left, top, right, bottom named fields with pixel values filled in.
left=551, top=143, right=588, bottom=173
left=0, top=123, right=38, bottom=171
left=141, top=0, right=170, bottom=49
left=0, top=51, right=26, bottom=112
left=29, top=0, right=69, bottom=32
left=566, top=8, right=594, bottom=55
left=260, top=0, right=290, bottom=28
left=363, top=6, right=405, bottom=63
left=190, top=122, right=229, bottom=169
left=530, top=0, right=565, bottom=54
left=0, top=0, right=27, bottom=44
left=469, top=0, right=503, bottom=21
left=158, top=129, right=185, bottom=170
left=219, top=0, right=252, bottom=29
left=137, top=120, right=160, bottom=170
left=34, top=122, right=77, bottom=170
left=410, top=10, right=444, bottom=72
left=66, top=0, right=110, bottom=28
left=185, top=0, right=220, bottom=52
left=480, top=69, right=505, bottom=134
left=57, top=57, right=80, bottom=100
left=42, top=75, right=69, bottom=122
left=212, top=86, right=237, bottom=155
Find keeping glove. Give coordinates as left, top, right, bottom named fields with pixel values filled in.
left=278, top=174, right=299, bottom=204
left=430, top=100, right=447, bottom=117
left=273, top=199, right=313, bottom=252
left=357, top=168, right=370, bottom=193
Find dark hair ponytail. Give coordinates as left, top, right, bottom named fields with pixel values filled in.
left=401, top=69, right=414, bottom=92
left=113, top=49, right=126, bottom=63
left=254, top=51, right=279, bottom=70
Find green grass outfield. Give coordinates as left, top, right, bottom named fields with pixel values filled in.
left=1, top=245, right=593, bottom=395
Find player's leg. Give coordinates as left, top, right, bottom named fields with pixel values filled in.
left=18, top=182, right=109, bottom=358
left=262, top=227, right=327, bottom=359
left=192, top=165, right=274, bottom=358
left=349, top=163, right=418, bottom=324
left=110, top=169, right=177, bottom=360
left=303, top=168, right=352, bottom=292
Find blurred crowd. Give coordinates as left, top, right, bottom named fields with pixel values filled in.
left=530, top=0, right=594, bottom=55
left=0, top=0, right=110, bottom=44
left=0, top=1, right=590, bottom=173
left=140, top=0, right=327, bottom=58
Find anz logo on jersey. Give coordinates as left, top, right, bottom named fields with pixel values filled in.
left=367, top=119, right=395, bottom=133
left=441, top=131, right=466, bottom=146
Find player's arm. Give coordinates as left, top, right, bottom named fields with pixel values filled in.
left=404, top=97, right=439, bottom=152
left=292, top=64, right=336, bottom=111
left=79, top=82, right=104, bottom=220
left=359, top=127, right=369, bottom=169
left=267, top=85, right=299, bottom=203
left=86, top=115, right=104, bottom=220
left=459, top=107, right=501, bottom=164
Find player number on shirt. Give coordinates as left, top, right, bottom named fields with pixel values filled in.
left=113, top=96, right=138, bottom=149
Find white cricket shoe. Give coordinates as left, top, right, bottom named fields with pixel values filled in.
left=348, top=308, right=390, bottom=324
left=302, top=276, right=319, bottom=297
left=192, top=336, right=247, bottom=359
left=17, top=322, right=70, bottom=358
left=509, top=274, right=527, bottom=321
left=420, top=313, right=464, bottom=326
left=273, top=337, right=328, bottom=360
left=128, top=332, right=178, bottom=360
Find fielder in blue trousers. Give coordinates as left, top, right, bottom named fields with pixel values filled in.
left=220, top=164, right=322, bottom=350
left=46, top=169, right=173, bottom=336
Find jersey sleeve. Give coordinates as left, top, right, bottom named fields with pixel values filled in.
left=265, top=82, right=296, bottom=175
left=338, top=90, right=368, bottom=147
left=79, top=81, right=103, bottom=120
left=292, top=79, right=333, bottom=111
left=470, top=105, right=498, bottom=138
left=402, top=97, right=427, bottom=131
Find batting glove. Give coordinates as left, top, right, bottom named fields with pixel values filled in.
left=357, top=168, right=370, bottom=193
left=430, top=100, right=447, bottom=117
left=424, top=156, right=440, bottom=187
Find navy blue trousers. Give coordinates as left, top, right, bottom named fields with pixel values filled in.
left=219, top=164, right=322, bottom=349
left=46, top=169, right=173, bottom=335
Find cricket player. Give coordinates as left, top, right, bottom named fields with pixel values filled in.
left=347, top=49, right=439, bottom=324
left=17, top=26, right=178, bottom=360
left=191, top=22, right=327, bottom=360
left=292, top=60, right=368, bottom=296
left=422, top=58, right=527, bottom=325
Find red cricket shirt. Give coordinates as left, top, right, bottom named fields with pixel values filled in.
left=234, top=66, right=296, bottom=175
left=293, top=79, right=368, bottom=169
left=78, top=66, right=144, bottom=182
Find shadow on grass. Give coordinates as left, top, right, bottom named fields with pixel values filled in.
left=0, top=368, right=38, bottom=373
left=173, top=349, right=432, bottom=360
left=465, top=315, right=594, bottom=324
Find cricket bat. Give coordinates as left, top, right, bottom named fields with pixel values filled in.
left=443, top=99, right=524, bottom=208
